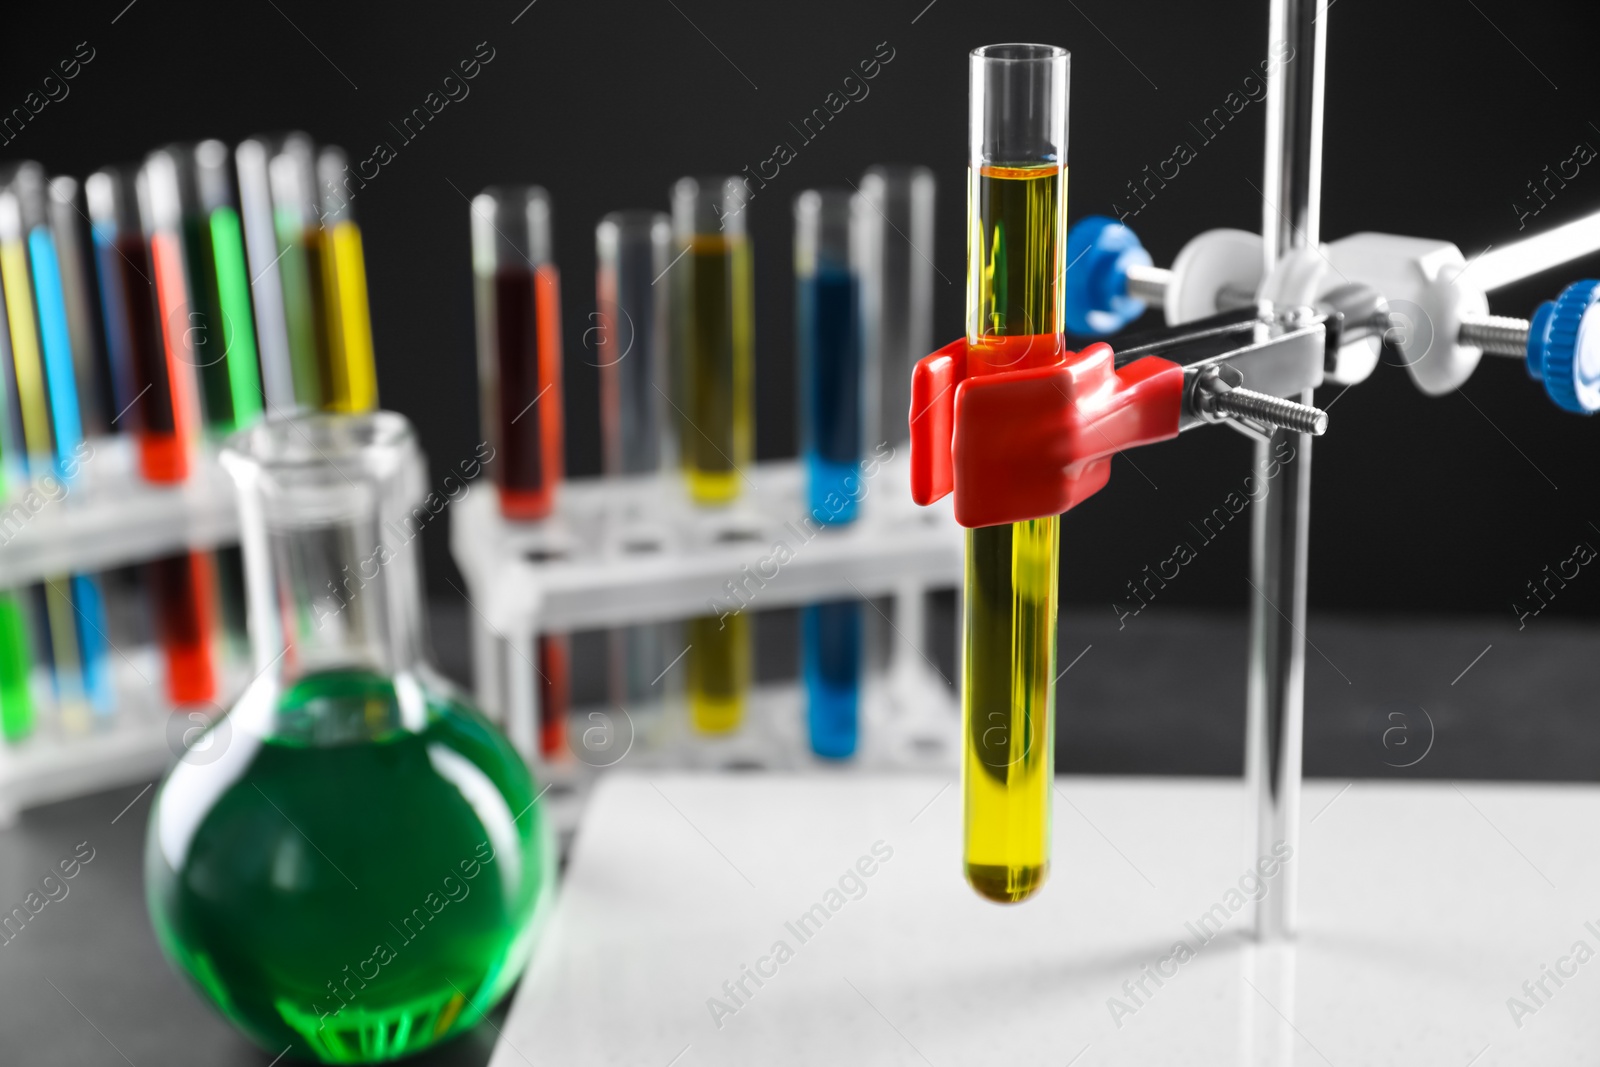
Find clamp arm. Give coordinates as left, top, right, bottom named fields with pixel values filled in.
left=910, top=313, right=1331, bottom=529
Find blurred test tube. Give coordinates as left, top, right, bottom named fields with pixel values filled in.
left=596, top=210, right=677, bottom=731
left=470, top=186, right=569, bottom=759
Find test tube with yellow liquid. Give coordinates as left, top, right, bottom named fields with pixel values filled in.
left=961, top=44, right=1069, bottom=904
left=672, top=176, right=752, bottom=734
left=314, top=147, right=378, bottom=413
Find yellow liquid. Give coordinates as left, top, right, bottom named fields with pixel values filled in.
left=962, top=163, right=1065, bottom=904
left=686, top=466, right=738, bottom=505
left=42, top=577, right=91, bottom=732
left=274, top=213, right=326, bottom=410
left=677, top=230, right=753, bottom=729
left=687, top=613, right=748, bottom=733
left=321, top=220, right=378, bottom=413
left=963, top=518, right=1058, bottom=901
left=0, top=239, right=53, bottom=459
left=2, top=242, right=92, bottom=733
left=678, top=235, right=752, bottom=506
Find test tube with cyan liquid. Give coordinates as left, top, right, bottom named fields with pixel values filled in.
left=795, top=189, right=868, bottom=759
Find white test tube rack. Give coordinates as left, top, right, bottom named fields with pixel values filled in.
left=0, top=435, right=241, bottom=825
left=448, top=449, right=965, bottom=814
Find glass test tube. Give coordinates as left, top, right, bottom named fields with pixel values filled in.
left=961, top=45, right=1069, bottom=904
left=472, top=187, right=563, bottom=519
left=596, top=211, right=675, bottom=716
left=196, top=142, right=263, bottom=660
left=536, top=632, right=570, bottom=758
left=796, top=190, right=865, bottom=522
left=470, top=186, right=569, bottom=757
left=0, top=178, right=54, bottom=737
left=234, top=134, right=304, bottom=413
left=673, top=177, right=753, bottom=734
left=146, top=145, right=258, bottom=665
left=860, top=166, right=937, bottom=715
left=315, top=147, right=378, bottom=413
left=47, top=178, right=114, bottom=438
left=672, top=176, right=752, bottom=503
left=0, top=232, right=24, bottom=493
left=145, top=143, right=264, bottom=435
left=0, top=589, right=32, bottom=742
left=88, top=167, right=219, bottom=708
left=859, top=165, right=936, bottom=450
left=0, top=265, right=36, bottom=742
left=88, top=167, right=189, bottom=480
left=1, top=164, right=113, bottom=723
left=264, top=136, right=331, bottom=410
left=795, top=190, right=867, bottom=759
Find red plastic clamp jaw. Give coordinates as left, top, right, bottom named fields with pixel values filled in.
left=909, top=336, right=1185, bottom=528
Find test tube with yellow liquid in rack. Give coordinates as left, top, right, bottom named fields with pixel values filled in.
left=315, top=147, right=378, bottom=414
left=672, top=176, right=753, bottom=734
left=961, top=44, right=1069, bottom=904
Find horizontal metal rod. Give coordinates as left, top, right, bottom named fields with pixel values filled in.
left=1125, top=263, right=1172, bottom=304
left=1466, top=209, right=1600, bottom=293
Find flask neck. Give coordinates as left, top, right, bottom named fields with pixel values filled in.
left=259, top=503, right=427, bottom=682
left=225, top=412, right=431, bottom=688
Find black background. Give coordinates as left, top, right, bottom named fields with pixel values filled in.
left=5, top=0, right=1600, bottom=622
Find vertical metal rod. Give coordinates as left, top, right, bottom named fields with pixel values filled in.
left=1248, top=0, right=1326, bottom=942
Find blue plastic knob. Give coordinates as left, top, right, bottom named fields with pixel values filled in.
left=1525, top=279, right=1600, bottom=414
left=1064, top=216, right=1153, bottom=336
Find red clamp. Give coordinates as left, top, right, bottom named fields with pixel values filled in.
left=909, top=335, right=1185, bottom=528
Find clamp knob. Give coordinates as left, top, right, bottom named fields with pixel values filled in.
left=1063, top=216, right=1152, bottom=336
left=1524, top=279, right=1600, bottom=414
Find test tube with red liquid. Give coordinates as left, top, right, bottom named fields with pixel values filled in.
left=87, top=165, right=218, bottom=707
left=471, top=186, right=568, bottom=757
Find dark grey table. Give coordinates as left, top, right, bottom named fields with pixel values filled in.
left=2, top=605, right=1591, bottom=1063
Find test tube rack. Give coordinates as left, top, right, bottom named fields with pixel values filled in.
left=0, top=436, right=240, bottom=825
left=449, top=450, right=965, bottom=804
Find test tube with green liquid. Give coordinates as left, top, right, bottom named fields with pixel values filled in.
left=146, top=144, right=265, bottom=664
left=0, top=274, right=36, bottom=743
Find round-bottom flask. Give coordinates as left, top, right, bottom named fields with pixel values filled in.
left=145, top=412, right=553, bottom=1063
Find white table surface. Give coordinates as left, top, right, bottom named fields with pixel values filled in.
left=491, top=772, right=1597, bottom=1066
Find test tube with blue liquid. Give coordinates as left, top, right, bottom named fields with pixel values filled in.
left=795, top=189, right=868, bottom=759
left=0, top=163, right=114, bottom=725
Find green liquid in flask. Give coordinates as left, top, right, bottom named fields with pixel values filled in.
left=146, top=668, right=552, bottom=1063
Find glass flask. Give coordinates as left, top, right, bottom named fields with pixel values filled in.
left=145, top=411, right=553, bottom=1063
